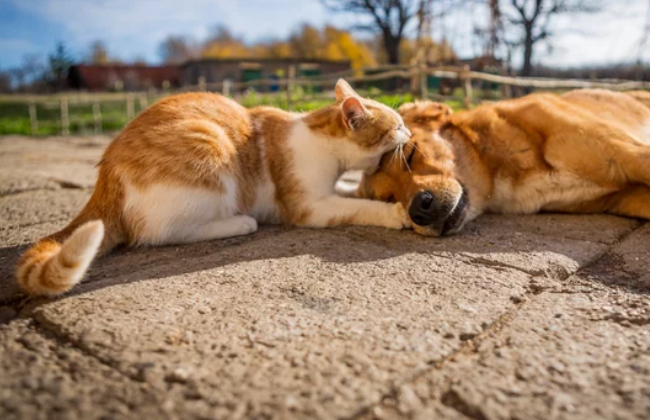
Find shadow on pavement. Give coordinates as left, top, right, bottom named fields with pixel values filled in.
left=2, top=213, right=646, bottom=308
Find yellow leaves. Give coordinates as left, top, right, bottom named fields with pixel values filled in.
left=202, top=41, right=250, bottom=59
left=328, top=30, right=376, bottom=70
left=198, top=24, right=377, bottom=69
left=197, top=24, right=454, bottom=68
left=266, top=42, right=292, bottom=59
left=288, top=24, right=376, bottom=69
left=400, top=37, right=456, bottom=65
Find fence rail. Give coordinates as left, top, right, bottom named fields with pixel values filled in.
left=2, top=64, right=649, bottom=136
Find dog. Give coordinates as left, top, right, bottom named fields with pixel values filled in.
left=357, top=89, right=650, bottom=236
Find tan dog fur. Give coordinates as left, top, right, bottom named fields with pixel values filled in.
left=359, top=89, right=650, bottom=236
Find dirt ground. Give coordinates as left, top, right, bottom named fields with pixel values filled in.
left=1, top=135, right=648, bottom=420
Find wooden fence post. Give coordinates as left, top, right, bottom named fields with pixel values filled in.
left=502, top=83, right=512, bottom=99
left=461, top=65, right=473, bottom=109
left=419, top=63, right=428, bottom=100
left=286, top=65, right=296, bottom=111
left=198, top=76, right=207, bottom=91
left=126, top=93, right=134, bottom=121
left=222, top=79, right=231, bottom=97
left=29, top=101, right=38, bottom=135
left=139, top=94, right=148, bottom=111
left=93, top=102, right=102, bottom=134
left=60, top=97, right=69, bottom=136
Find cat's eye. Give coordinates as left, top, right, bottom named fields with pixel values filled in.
left=397, top=125, right=413, bottom=138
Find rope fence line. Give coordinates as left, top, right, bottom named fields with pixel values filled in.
left=2, top=64, right=649, bottom=136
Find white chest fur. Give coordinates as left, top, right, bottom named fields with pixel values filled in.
left=287, top=120, right=342, bottom=200
left=487, top=171, right=613, bottom=214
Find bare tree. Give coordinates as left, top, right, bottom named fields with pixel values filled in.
left=486, top=0, right=501, bottom=58
left=159, top=36, right=197, bottom=64
left=320, top=0, right=419, bottom=64
left=637, top=0, right=650, bottom=66
left=132, top=55, right=148, bottom=66
left=20, top=54, right=47, bottom=82
left=498, top=0, right=603, bottom=76
left=416, top=0, right=434, bottom=61
left=0, top=71, right=12, bottom=93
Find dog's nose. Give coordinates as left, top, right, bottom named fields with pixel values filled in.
left=408, top=191, right=439, bottom=226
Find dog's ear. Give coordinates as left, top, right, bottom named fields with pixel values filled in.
left=397, top=102, right=417, bottom=116
left=399, top=101, right=452, bottom=130
left=417, top=101, right=453, bottom=119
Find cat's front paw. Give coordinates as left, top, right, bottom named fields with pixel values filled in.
left=385, top=202, right=411, bottom=230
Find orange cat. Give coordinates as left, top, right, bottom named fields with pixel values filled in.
left=17, top=80, right=412, bottom=296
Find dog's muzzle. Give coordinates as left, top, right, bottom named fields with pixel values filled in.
left=408, top=188, right=469, bottom=236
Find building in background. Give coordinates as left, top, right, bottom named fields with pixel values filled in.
left=180, top=58, right=350, bottom=92
left=67, top=64, right=181, bottom=91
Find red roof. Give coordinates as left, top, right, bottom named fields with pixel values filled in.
left=69, top=64, right=180, bottom=91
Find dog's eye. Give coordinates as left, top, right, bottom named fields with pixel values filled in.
left=406, top=142, right=417, bottom=165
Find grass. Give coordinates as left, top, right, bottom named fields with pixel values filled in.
left=0, top=99, right=151, bottom=136
left=0, top=89, right=467, bottom=136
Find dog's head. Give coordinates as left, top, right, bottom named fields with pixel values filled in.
left=358, top=101, right=470, bottom=236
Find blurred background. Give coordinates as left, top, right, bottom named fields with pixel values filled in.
left=1, top=0, right=649, bottom=136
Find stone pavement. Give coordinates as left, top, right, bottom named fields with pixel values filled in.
left=0, top=135, right=648, bottom=420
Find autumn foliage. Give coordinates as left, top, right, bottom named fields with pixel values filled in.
left=199, top=24, right=376, bottom=70
left=160, top=24, right=455, bottom=69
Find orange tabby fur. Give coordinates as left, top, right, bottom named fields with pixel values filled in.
left=17, top=79, right=412, bottom=296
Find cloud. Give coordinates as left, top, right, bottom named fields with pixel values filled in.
left=6, top=0, right=347, bottom=62
left=8, top=0, right=228, bottom=61
left=444, top=0, right=650, bottom=67
left=0, top=38, right=39, bottom=52
left=10, top=0, right=224, bottom=39
left=4, top=0, right=648, bottom=67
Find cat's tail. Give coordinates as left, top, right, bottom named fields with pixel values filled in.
left=16, top=221, right=106, bottom=296
left=16, top=176, right=124, bottom=296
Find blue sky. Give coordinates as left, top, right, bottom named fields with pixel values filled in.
left=1, top=0, right=649, bottom=71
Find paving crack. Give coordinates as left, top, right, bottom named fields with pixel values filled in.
left=462, top=255, right=548, bottom=277
left=347, top=222, right=647, bottom=420
left=23, top=308, right=154, bottom=388
left=48, top=177, right=90, bottom=190
left=346, top=298, right=526, bottom=420
left=440, top=387, right=489, bottom=420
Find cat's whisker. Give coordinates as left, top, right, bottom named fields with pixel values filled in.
left=389, top=146, right=399, bottom=167
left=411, top=143, right=423, bottom=155
left=400, top=143, right=412, bottom=173
left=395, top=144, right=402, bottom=168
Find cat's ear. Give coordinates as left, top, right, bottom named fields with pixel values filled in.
left=341, top=97, right=369, bottom=130
left=335, top=79, right=358, bottom=102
